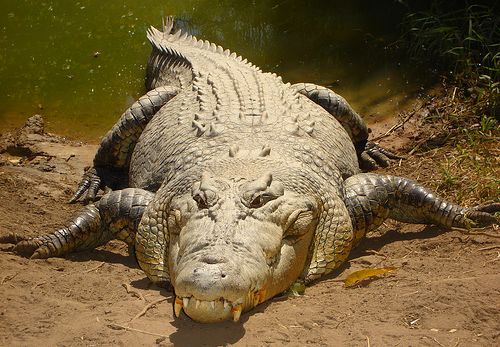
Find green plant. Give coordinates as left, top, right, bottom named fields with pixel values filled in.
left=479, top=114, right=497, bottom=132
left=439, top=160, right=459, bottom=188
left=403, top=4, right=499, bottom=81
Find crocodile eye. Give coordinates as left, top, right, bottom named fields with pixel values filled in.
left=241, top=173, right=284, bottom=208
left=193, top=192, right=208, bottom=209
left=191, top=173, right=219, bottom=209
left=192, top=190, right=217, bottom=209
left=249, top=193, right=276, bottom=208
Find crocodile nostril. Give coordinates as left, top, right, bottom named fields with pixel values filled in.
left=221, top=273, right=226, bottom=278
left=201, top=254, right=228, bottom=264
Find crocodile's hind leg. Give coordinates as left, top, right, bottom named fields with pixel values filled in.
left=344, top=173, right=499, bottom=245
left=70, top=86, right=179, bottom=203
left=292, top=83, right=400, bottom=170
left=2, top=188, right=154, bottom=259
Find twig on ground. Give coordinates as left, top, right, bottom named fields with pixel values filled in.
left=366, top=249, right=387, bottom=258
left=106, top=323, right=168, bottom=338
left=130, top=297, right=169, bottom=322
left=408, top=132, right=436, bottom=156
left=122, top=283, right=146, bottom=301
left=467, top=231, right=500, bottom=239
left=372, top=105, right=424, bottom=141
left=83, top=262, right=105, bottom=273
left=31, top=281, right=46, bottom=290
left=478, top=245, right=500, bottom=251
left=432, top=337, right=445, bottom=347
left=1, top=272, right=19, bottom=284
left=274, top=318, right=288, bottom=330
left=483, top=252, right=500, bottom=266
left=433, top=274, right=500, bottom=283
left=400, top=290, right=419, bottom=297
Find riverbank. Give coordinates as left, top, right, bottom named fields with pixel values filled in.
left=0, top=85, right=498, bottom=346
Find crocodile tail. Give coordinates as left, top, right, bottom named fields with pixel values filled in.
left=146, top=17, right=258, bottom=89
left=145, top=17, right=194, bottom=90
left=146, top=18, right=190, bottom=58
left=162, top=16, right=175, bottom=35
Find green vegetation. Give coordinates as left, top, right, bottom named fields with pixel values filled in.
left=394, top=1, right=499, bottom=206
left=402, top=1, right=499, bottom=117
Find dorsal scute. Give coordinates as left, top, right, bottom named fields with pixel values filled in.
left=147, top=16, right=256, bottom=68
left=146, top=25, right=188, bottom=62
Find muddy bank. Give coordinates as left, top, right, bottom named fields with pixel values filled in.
left=0, top=111, right=498, bottom=346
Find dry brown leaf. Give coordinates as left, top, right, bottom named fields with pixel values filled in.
left=344, top=267, right=396, bottom=288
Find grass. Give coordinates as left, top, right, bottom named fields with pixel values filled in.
left=384, top=83, right=499, bottom=207
left=403, top=4, right=499, bottom=76
left=402, top=2, right=499, bottom=117
left=393, top=2, right=499, bottom=206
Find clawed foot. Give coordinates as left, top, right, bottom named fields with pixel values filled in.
left=359, top=141, right=403, bottom=171
left=472, top=202, right=500, bottom=214
left=0, top=233, right=51, bottom=259
left=466, top=203, right=500, bottom=228
left=69, top=167, right=102, bottom=204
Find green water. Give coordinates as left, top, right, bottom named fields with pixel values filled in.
left=0, top=0, right=431, bottom=143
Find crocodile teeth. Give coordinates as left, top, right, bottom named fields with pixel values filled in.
left=253, top=293, right=259, bottom=307
left=183, top=297, right=190, bottom=308
left=195, top=299, right=201, bottom=309
left=258, top=287, right=267, bottom=304
left=223, top=300, right=229, bottom=310
left=251, top=287, right=267, bottom=307
left=210, top=301, right=215, bottom=309
left=174, top=296, right=183, bottom=317
left=232, top=304, right=243, bottom=322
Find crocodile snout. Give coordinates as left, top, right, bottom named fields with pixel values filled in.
left=172, top=248, right=268, bottom=322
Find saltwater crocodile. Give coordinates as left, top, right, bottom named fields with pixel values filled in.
left=4, top=18, right=498, bottom=323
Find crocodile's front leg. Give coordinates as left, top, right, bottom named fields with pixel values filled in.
left=1, top=188, right=154, bottom=258
left=344, top=173, right=499, bottom=245
left=292, top=83, right=400, bottom=170
left=70, top=86, right=179, bottom=203
left=305, top=193, right=354, bottom=283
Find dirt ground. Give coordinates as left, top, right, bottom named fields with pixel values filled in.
left=0, top=107, right=498, bottom=346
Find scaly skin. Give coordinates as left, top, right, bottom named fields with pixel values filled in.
left=2, top=17, right=498, bottom=323
left=69, top=87, right=179, bottom=203
left=292, top=83, right=402, bottom=170
left=6, top=188, right=153, bottom=258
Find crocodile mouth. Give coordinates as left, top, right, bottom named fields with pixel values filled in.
left=174, top=287, right=267, bottom=323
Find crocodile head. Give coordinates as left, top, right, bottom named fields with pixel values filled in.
left=160, top=171, right=319, bottom=322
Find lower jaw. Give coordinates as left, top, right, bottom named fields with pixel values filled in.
left=182, top=299, right=235, bottom=323
left=174, top=288, right=267, bottom=323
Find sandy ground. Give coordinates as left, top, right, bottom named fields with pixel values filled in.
left=0, top=114, right=498, bottom=347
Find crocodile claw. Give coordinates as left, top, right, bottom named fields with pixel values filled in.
left=13, top=240, right=48, bottom=259
left=472, top=202, right=500, bottom=214
left=359, top=141, right=403, bottom=171
left=69, top=167, right=102, bottom=204
left=0, top=233, right=49, bottom=258
left=467, top=203, right=500, bottom=227
left=0, top=232, right=29, bottom=245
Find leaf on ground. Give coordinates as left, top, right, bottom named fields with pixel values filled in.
left=344, top=267, right=396, bottom=288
